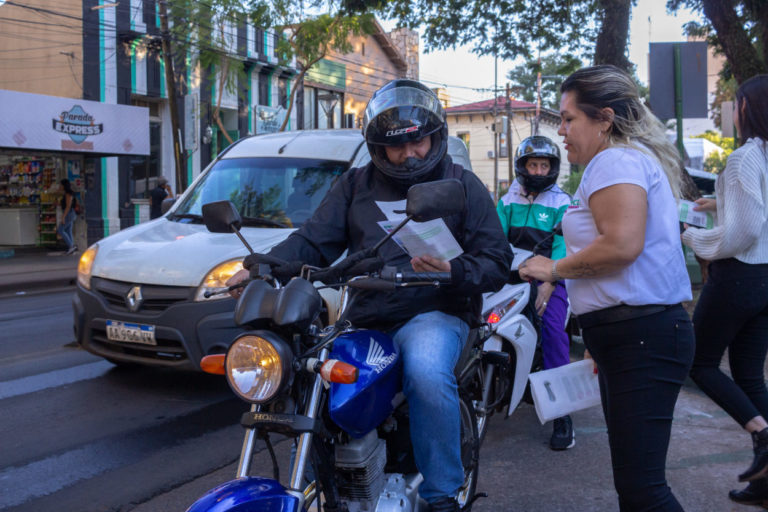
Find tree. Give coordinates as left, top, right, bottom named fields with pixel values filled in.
left=380, top=0, right=633, bottom=71
left=692, top=130, right=735, bottom=173
left=506, top=53, right=582, bottom=109
left=667, top=0, right=768, bottom=84
left=166, top=0, right=375, bottom=152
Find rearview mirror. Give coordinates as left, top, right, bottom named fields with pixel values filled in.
left=202, top=201, right=242, bottom=233
left=406, top=179, right=465, bottom=222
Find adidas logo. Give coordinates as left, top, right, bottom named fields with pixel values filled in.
left=537, top=212, right=549, bottom=222
left=365, top=337, right=397, bottom=374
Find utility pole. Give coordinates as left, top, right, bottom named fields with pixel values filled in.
left=158, top=0, right=185, bottom=193
left=506, top=82, right=513, bottom=185
left=493, top=52, right=499, bottom=201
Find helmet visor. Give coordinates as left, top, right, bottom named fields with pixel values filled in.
left=363, top=86, right=444, bottom=144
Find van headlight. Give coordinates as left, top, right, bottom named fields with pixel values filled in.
left=77, top=245, right=98, bottom=290
left=195, top=259, right=244, bottom=301
left=226, top=332, right=293, bottom=403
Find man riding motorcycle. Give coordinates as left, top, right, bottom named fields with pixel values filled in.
left=228, top=79, right=512, bottom=511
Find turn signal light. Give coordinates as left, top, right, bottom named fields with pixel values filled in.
left=200, top=354, right=226, bottom=375
left=487, top=312, right=501, bottom=324
left=320, top=359, right=359, bottom=384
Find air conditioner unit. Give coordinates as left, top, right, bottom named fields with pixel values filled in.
left=487, top=150, right=495, bottom=159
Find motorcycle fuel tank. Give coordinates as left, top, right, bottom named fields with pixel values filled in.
left=329, top=330, right=402, bottom=438
left=185, top=476, right=300, bottom=512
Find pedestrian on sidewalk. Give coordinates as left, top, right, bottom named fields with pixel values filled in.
left=496, top=135, right=574, bottom=450
left=150, top=177, right=172, bottom=219
left=519, top=64, right=694, bottom=511
left=682, top=74, right=768, bottom=507
left=57, top=179, right=78, bottom=255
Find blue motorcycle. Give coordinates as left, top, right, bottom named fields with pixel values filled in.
left=187, top=179, right=493, bottom=512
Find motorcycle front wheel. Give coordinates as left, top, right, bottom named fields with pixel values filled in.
left=456, top=391, right=480, bottom=510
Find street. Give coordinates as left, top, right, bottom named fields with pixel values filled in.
left=0, top=288, right=760, bottom=512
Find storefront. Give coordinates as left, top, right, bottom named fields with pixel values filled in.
left=0, top=90, right=149, bottom=249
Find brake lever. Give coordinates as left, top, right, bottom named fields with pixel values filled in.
left=203, top=280, right=247, bottom=298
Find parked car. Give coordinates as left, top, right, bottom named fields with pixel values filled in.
left=73, top=129, right=472, bottom=370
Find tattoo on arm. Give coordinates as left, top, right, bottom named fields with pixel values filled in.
left=570, top=262, right=598, bottom=278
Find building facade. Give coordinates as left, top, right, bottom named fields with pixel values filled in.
left=445, top=97, right=565, bottom=195
left=0, top=0, right=414, bottom=250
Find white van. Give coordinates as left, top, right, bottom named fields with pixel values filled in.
left=73, top=129, right=472, bottom=370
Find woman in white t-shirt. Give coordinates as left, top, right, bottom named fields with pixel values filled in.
left=519, top=65, right=694, bottom=512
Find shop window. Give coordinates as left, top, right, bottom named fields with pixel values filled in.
left=128, top=121, right=162, bottom=198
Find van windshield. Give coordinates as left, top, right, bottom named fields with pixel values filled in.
left=171, top=157, right=347, bottom=228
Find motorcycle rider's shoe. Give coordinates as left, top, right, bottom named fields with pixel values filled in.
left=429, top=496, right=459, bottom=512
left=729, top=478, right=768, bottom=506
left=739, top=428, right=768, bottom=482
left=550, top=415, right=575, bottom=451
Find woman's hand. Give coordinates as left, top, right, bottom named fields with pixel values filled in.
left=693, top=197, right=716, bottom=212
left=518, top=255, right=553, bottom=282
left=411, top=255, right=451, bottom=272
left=535, top=281, right=555, bottom=316
left=584, top=348, right=598, bottom=374
left=226, top=268, right=250, bottom=299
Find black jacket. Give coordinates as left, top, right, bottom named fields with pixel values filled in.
left=268, top=156, right=513, bottom=329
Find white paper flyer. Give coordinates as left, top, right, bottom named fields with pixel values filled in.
left=678, top=200, right=714, bottom=229
left=375, top=199, right=463, bottom=261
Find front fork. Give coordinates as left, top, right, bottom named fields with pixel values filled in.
left=236, top=347, right=331, bottom=509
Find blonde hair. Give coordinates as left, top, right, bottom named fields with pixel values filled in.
left=561, top=65, right=682, bottom=198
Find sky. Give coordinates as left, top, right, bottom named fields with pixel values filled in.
left=393, top=0, right=706, bottom=106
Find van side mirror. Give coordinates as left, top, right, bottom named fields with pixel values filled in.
left=202, top=200, right=242, bottom=233
left=406, top=179, right=465, bottom=222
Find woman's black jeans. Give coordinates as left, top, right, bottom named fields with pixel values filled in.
left=583, top=304, right=694, bottom=512
left=690, top=258, right=768, bottom=428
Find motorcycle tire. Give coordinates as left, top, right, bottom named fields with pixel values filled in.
left=456, top=391, right=480, bottom=511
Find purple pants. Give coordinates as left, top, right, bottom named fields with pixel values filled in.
left=540, top=281, right=571, bottom=370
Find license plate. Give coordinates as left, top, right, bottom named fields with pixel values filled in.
left=106, top=320, right=157, bottom=345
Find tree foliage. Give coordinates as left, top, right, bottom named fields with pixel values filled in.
left=692, top=130, right=734, bottom=173
left=379, top=0, right=634, bottom=71
left=166, top=0, right=375, bottom=137
left=506, top=53, right=583, bottom=109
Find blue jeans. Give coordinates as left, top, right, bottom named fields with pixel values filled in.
left=57, top=209, right=76, bottom=249
left=389, top=310, right=469, bottom=503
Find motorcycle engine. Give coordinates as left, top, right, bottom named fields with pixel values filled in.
left=335, top=429, right=387, bottom=511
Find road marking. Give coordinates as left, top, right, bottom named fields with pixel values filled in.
left=0, top=360, right=113, bottom=400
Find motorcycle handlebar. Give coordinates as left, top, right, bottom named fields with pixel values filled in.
left=379, top=267, right=452, bottom=284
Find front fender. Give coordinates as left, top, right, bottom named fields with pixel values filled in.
left=186, top=477, right=302, bottom=512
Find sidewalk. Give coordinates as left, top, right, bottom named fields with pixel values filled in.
left=0, top=246, right=79, bottom=296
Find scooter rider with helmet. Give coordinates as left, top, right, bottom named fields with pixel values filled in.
left=229, top=79, right=512, bottom=511
left=497, top=135, right=574, bottom=450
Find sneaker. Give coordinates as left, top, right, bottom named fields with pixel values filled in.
left=550, top=415, right=575, bottom=451
left=65, top=246, right=78, bottom=255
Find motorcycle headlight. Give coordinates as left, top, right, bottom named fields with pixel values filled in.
left=195, top=259, right=244, bottom=301
left=77, top=245, right=98, bottom=290
left=226, top=332, right=293, bottom=404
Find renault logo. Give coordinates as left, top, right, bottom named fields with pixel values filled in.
left=126, top=286, right=143, bottom=312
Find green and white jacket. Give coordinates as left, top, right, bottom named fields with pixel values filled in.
left=497, top=181, right=571, bottom=260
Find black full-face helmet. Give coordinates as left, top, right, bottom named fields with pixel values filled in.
left=514, top=135, right=561, bottom=193
left=362, top=79, right=448, bottom=187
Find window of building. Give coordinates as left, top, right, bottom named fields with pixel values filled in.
left=303, top=87, right=316, bottom=129
left=258, top=73, right=270, bottom=106
left=128, top=120, right=162, bottom=198
left=278, top=78, right=288, bottom=109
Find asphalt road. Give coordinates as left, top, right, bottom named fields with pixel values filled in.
left=0, top=288, right=763, bottom=512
